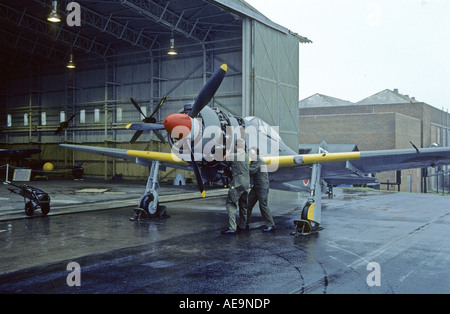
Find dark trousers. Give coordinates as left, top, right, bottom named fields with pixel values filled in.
left=225, top=186, right=248, bottom=231
left=247, top=186, right=275, bottom=227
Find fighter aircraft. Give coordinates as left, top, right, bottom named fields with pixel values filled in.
left=60, top=64, right=450, bottom=233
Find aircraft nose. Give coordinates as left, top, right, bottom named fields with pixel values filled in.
left=164, top=113, right=192, bottom=139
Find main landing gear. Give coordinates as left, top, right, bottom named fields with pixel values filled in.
left=130, top=161, right=168, bottom=221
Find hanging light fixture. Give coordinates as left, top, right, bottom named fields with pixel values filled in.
left=47, top=1, right=61, bottom=23
left=67, top=52, right=76, bottom=69
left=167, top=37, right=178, bottom=55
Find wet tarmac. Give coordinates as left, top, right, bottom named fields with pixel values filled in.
left=0, top=179, right=449, bottom=294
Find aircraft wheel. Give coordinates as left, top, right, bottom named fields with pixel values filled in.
left=140, top=193, right=160, bottom=218
left=301, top=200, right=313, bottom=220
left=301, top=201, right=319, bottom=232
left=25, top=201, right=35, bottom=216
left=131, top=208, right=149, bottom=221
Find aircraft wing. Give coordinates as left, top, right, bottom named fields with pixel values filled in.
left=0, top=148, right=41, bottom=159
left=267, top=147, right=450, bottom=170
left=265, top=147, right=450, bottom=189
left=60, top=144, right=190, bottom=168
left=338, top=147, right=450, bottom=174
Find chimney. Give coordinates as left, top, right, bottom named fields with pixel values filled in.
left=393, top=88, right=399, bottom=93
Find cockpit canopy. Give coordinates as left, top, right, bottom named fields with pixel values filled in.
left=244, top=116, right=282, bottom=143
left=243, top=116, right=284, bottom=156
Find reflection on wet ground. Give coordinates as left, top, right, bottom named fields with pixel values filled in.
left=1, top=183, right=449, bottom=294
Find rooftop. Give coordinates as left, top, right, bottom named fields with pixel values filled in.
left=300, top=89, right=418, bottom=108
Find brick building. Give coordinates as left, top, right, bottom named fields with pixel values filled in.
left=299, top=89, right=450, bottom=192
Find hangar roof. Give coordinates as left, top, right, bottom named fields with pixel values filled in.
left=0, top=0, right=310, bottom=74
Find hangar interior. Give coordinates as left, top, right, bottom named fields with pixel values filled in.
left=0, top=0, right=310, bottom=181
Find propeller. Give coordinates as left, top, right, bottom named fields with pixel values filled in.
left=128, top=64, right=228, bottom=197
left=190, top=64, right=227, bottom=118
left=191, top=150, right=205, bottom=197
left=129, top=95, right=167, bottom=144
left=55, top=114, right=76, bottom=135
left=163, top=64, right=228, bottom=137
left=168, top=64, right=228, bottom=197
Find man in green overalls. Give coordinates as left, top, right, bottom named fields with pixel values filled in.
left=247, top=147, right=276, bottom=232
left=222, top=138, right=250, bottom=234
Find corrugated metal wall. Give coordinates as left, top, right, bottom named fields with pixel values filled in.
left=251, top=20, right=299, bottom=151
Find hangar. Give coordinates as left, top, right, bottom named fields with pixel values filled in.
left=0, top=0, right=310, bottom=180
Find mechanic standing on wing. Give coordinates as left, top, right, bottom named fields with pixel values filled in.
left=222, top=138, right=249, bottom=234
left=247, top=147, right=276, bottom=232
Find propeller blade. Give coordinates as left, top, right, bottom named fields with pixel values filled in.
left=126, top=123, right=165, bottom=131
left=191, top=152, right=205, bottom=198
left=149, top=95, right=168, bottom=119
left=54, top=126, right=64, bottom=135
left=67, top=114, right=76, bottom=123
left=190, top=64, right=227, bottom=118
left=55, top=114, right=76, bottom=134
left=130, top=97, right=147, bottom=118
left=130, top=130, right=143, bottom=144
left=153, top=130, right=166, bottom=143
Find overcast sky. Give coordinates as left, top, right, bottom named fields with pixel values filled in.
left=245, top=0, right=450, bottom=112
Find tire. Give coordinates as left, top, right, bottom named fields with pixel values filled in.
left=25, top=201, right=35, bottom=216
left=41, top=203, right=50, bottom=216
left=140, top=193, right=160, bottom=218
left=301, top=201, right=319, bottom=232
left=301, top=200, right=314, bottom=220
left=39, top=194, right=51, bottom=216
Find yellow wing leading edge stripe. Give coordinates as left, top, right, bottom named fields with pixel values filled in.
left=262, top=152, right=361, bottom=167
left=126, top=150, right=189, bottom=166
left=126, top=150, right=360, bottom=168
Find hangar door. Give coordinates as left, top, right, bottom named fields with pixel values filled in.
left=252, top=21, right=300, bottom=151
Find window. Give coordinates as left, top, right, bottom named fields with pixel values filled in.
left=437, top=127, right=441, bottom=145
left=94, top=108, right=100, bottom=123
left=60, top=111, right=66, bottom=123
left=24, top=113, right=28, bottom=126
left=140, top=106, right=147, bottom=118
left=41, top=112, right=47, bottom=126
left=117, top=107, right=122, bottom=122
left=7, top=114, right=12, bottom=127
left=80, top=110, right=85, bottom=124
